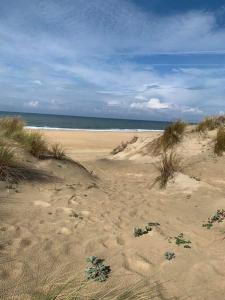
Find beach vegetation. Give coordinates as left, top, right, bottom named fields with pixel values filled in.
left=162, top=120, right=186, bottom=149
left=13, top=130, right=48, bottom=158
left=133, top=222, right=160, bottom=237
left=30, top=277, right=166, bottom=300
left=24, top=131, right=48, bottom=158
left=155, top=150, right=182, bottom=188
left=0, top=142, right=17, bottom=182
left=151, top=120, right=186, bottom=155
left=0, top=116, right=25, bottom=137
left=195, top=115, right=225, bottom=133
left=0, top=117, right=48, bottom=158
left=214, top=127, right=225, bottom=156
left=168, top=233, right=191, bottom=248
left=50, top=143, right=66, bottom=160
left=164, top=251, right=176, bottom=260
left=85, top=256, right=111, bottom=282
left=202, top=209, right=225, bottom=229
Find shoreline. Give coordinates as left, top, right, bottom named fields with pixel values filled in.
left=26, top=126, right=163, bottom=132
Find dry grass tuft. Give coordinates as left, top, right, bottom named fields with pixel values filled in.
left=0, top=142, right=16, bottom=181
left=195, top=117, right=217, bottom=132
left=0, top=117, right=48, bottom=158
left=12, top=130, right=48, bottom=158
left=155, top=151, right=182, bottom=189
left=214, top=127, right=225, bottom=156
left=0, top=140, right=56, bottom=183
left=50, top=143, right=66, bottom=160
left=24, top=131, right=48, bottom=158
left=150, top=121, right=186, bottom=155
left=195, top=115, right=225, bottom=133
left=0, top=117, right=25, bottom=137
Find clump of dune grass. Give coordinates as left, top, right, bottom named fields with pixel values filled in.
left=11, top=130, right=48, bottom=158
left=25, top=131, right=48, bottom=158
left=214, top=127, right=225, bottom=156
left=50, top=143, right=66, bottom=160
left=0, top=117, right=48, bottom=158
left=195, top=115, right=225, bottom=133
left=0, top=117, right=25, bottom=137
left=151, top=121, right=186, bottom=155
left=162, top=120, right=186, bottom=148
left=155, top=151, right=182, bottom=189
left=0, top=141, right=26, bottom=182
left=195, top=116, right=218, bottom=132
left=0, top=140, right=55, bottom=183
left=0, top=142, right=15, bottom=181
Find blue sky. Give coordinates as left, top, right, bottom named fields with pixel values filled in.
left=1, top=0, right=225, bottom=121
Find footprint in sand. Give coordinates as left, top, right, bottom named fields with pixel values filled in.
left=20, top=238, right=32, bottom=249
left=58, top=227, right=72, bottom=235
left=123, top=251, right=152, bottom=276
left=55, top=207, right=83, bottom=219
left=80, top=210, right=90, bottom=216
left=116, top=236, right=125, bottom=246
left=34, top=201, right=51, bottom=208
left=56, top=207, right=74, bottom=215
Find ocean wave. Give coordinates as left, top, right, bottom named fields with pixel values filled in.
left=25, top=126, right=163, bottom=132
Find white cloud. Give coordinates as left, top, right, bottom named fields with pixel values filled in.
left=0, top=1, right=225, bottom=120
left=106, top=100, right=121, bottom=107
left=134, top=95, right=147, bottom=101
left=33, top=80, right=43, bottom=85
left=182, top=107, right=203, bottom=114
left=26, top=100, right=39, bottom=107
left=131, top=98, right=171, bottom=110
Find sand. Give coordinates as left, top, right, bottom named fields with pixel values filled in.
left=1, top=129, right=225, bottom=299
left=42, top=130, right=153, bottom=161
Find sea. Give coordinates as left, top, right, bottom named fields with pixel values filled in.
left=0, top=111, right=170, bottom=132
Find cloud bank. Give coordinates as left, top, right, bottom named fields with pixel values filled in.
left=0, top=0, right=225, bottom=121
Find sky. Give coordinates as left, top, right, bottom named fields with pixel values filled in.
left=1, top=0, right=225, bottom=121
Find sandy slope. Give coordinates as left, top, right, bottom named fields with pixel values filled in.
left=1, top=130, right=225, bottom=299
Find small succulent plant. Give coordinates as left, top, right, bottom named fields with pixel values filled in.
left=168, top=233, right=191, bottom=248
left=164, top=251, right=176, bottom=260
left=133, top=222, right=160, bottom=237
left=85, top=256, right=111, bottom=282
left=69, top=211, right=83, bottom=219
left=202, top=209, right=225, bottom=229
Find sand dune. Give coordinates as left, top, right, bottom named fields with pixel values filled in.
left=1, top=129, right=225, bottom=299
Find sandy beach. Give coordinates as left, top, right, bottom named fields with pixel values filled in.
left=41, top=130, right=155, bottom=161
left=1, top=127, right=225, bottom=299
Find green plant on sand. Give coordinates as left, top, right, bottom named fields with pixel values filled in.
left=85, top=256, right=111, bottom=282
left=164, top=251, right=176, bottom=260
left=133, top=222, right=160, bottom=237
left=202, top=209, right=225, bottom=229
left=168, top=233, right=191, bottom=249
